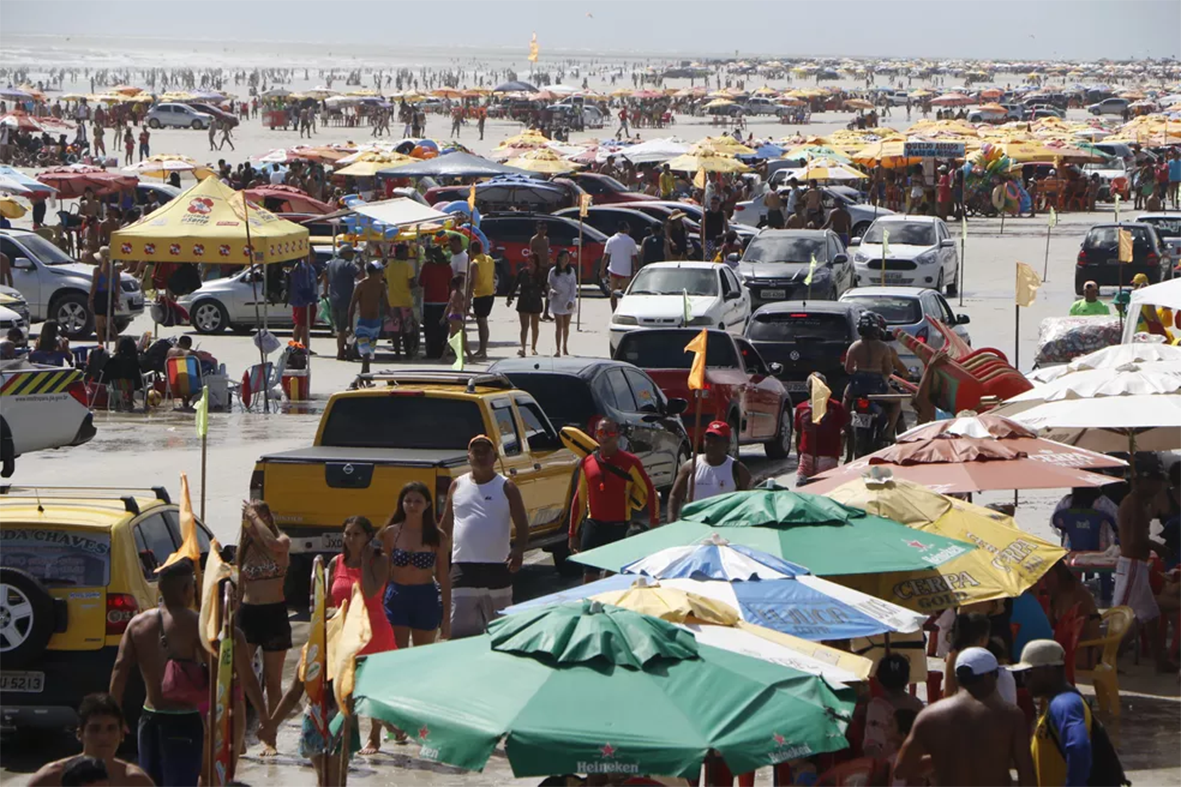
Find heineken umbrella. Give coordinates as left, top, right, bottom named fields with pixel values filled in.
left=349, top=601, right=854, bottom=778
left=825, top=474, right=1067, bottom=613
left=572, top=488, right=974, bottom=577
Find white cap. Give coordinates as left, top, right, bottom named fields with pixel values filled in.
left=1011, top=639, right=1066, bottom=671
left=955, top=646, right=998, bottom=678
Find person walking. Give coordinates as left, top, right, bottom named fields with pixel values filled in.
left=419, top=243, right=453, bottom=359
left=381, top=482, right=451, bottom=647
left=383, top=243, right=418, bottom=359
left=600, top=221, right=639, bottom=311
left=529, top=221, right=553, bottom=321
left=506, top=252, right=544, bottom=357
left=547, top=249, right=577, bottom=356
left=348, top=261, right=389, bottom=375
left=322, top=243, right=358, bottom=360
left=217, top=119, right=235, bottom=151
left=794, top=373, right=847, bottom=485
left=466, top=239, right=496, bottom=360
left=668, top=421, right=751, bottom=520
left=288, top=253, right=319, bottom=351
left=88, top=247, right=117, bottom=346
left=1013, top=640, right=1098, bottom=787
left=138, top=127, right=150, bottom=161
left=567, top=418, right=660, bottom=584
left=208, top=117, right=218, bottom=151
left=440, top=435, right=529, bottom=639
left=701, top=195, right=728, bottom=259
left=237, top=501, right=292, bottom=724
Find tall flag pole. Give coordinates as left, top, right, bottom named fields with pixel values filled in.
left=683, top=329, right=709, bottom=503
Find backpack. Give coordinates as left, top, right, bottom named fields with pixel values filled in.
left=1044, top=695, right=1130, bottom=787
left=141, top=338, right=174, bottom=374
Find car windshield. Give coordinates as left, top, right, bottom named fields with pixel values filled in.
left=616, top=332, right=739, bottom=369
left=1, top=527, right=111, bottom=586
left=499, top=373, right=596, bottom=428
left=747, top=311, right=852, bottom=342
left=862, top=223, right=935, bottom=246
left=742, top=236, right=824, bottom=264
left=17, top=233, right=76, bottom=265
left=1141, top=217, right=1181, bottom=238
left=1085, top=226, right=1153, bottom=248
left=320, top=397, right=486, bottom=450
left=1084, top=162, right=1123, bottom=174
left=841, top=295, right=922, bottom=325
left=628, top=267, right=718, bottom=297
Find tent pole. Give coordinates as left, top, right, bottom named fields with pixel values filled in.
left=242, top=192, right=269, bottom=412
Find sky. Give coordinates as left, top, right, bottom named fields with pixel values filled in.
left=2, top=0, right=1178, bottom=61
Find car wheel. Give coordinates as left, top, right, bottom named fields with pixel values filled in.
left=936, top=270, right=945, bottom=295
left=191, top=300, right=229, bottom=334
left=191, top=119, right=204, bottom=130
left=852, top=221, right=871, bottom=239
left=148, top=118, right=161, bottom=129
left=945, top=268, right=959, bottom=297
left=764, top=406, right=793, bottom=460
left=53, top=292, right=93, bottom=339
left=0, top=568, right=57, bottom=670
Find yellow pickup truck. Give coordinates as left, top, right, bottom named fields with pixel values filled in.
left=250, top=371, right=581, bottom=599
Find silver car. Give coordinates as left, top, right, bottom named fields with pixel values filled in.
left=146, top=103, right=214, bottom=130
left=839, top=286, right=972, bottom=378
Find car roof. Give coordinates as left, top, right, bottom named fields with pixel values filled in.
left=1134, top=214, right=1176, bottom=220
left=1087, top=222, right=1152, bottom=230
left=841, top=286, right=932, bottom=298
left=638, top=261, right=726, bottom=271
left=751, top=229, right=829, bottom=239
left=0, top=491, right=170, bottom=529
left=489, top=356, right=625, bottom=378
left=873, top=215, right=939, bottom=224
left=753, top=300, right=859, bottom=316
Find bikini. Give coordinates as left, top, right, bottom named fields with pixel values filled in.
left=383, top=525, right=443, bottom=632
left=238, top=543, right=292, bottom=652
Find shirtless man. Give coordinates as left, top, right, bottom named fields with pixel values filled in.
left=895, top=647, right=1035, bottom=786
left=1115, top=467, right=1176, bottom=671
left=28, top=694, right=153, bottom=786
left=529, top=221, right=552, bottom=321
left=803, top=181, right=825, bottom=227
left=347, top=261, right=389, bottom=375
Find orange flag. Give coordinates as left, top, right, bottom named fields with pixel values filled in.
left=156, top=473, right=202, bottom=576
left=684, top=329, right=708, bottom=391
left=467, top=183, right=476, bottom=211
left=198, top=538, right=237, bottom=653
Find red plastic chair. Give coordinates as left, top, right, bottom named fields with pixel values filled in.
left=1054, top=603, right=1085, bottom=684
left=817, top=757, right=890, bottom=786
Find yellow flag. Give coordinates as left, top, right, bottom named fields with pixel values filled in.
left=684, top=329, right=708, bottom=391
left=333, top=582, right=373, bottom=715
left=528, top=32, right=539, bottom=63
left=810, top=375, right=831, bottom=425
left=467, top=183, right=476, bottom=211
left=694, top=167, right=706, bottom=190
left=198, top=538, right=237, bottom=653
left=1015, top=262, right=1041, bottom=308
left=195, top=385, right=209, bottom=439
left=579, top=193, right=592, bottom=217
left=804, top=253, right=818, bottom=286
left=156, top=473, right=202, bottom=576
left=1118, top=228, right=1133, bottom=263
left=1048, top=206, right=1057, bottom=228
left=448, top=329, right=465, bottom=371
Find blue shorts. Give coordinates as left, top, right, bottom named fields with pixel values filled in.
left=384, top=582, right=442, bottom=631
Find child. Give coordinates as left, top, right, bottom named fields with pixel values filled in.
left=266, top=674, right=360, bottom=787
left=444, top=275, right=469, bottom=361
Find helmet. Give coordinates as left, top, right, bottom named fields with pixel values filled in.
left=874, top=312, right=891, bottom=339
left=857, top=311, right=883, bottom=339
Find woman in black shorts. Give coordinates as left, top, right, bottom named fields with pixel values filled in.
left=506, top=253, right=545, bottom=357
left=237, top=501, right=291, bottom=738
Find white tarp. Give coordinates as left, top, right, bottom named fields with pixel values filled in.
left=350, top=198, right=450, bottom=228
left=621, top=137, right=691, bottom=164
left=1122, top=277, right=1181, bottom=343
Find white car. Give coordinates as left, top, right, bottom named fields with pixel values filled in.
left=608, top=262, right=750, bottom=354
left=850, top=215, right=959, bottom=295
left=0, top=303, right=28, bottom=343
left=839, top=286, right=972, bottom=378
left=0, top=360, right=95, bottom=477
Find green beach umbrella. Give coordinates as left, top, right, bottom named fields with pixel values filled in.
left=573, top=488, right=974, bottom=576
left=347, top=601, right=854, bottom=778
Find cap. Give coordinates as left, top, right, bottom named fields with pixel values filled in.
left=667, top=210, right=686, bottom=221
left=366, top=261, right=383, bottom=274
left=705, top=421, right=732, bottom=438
left=954, top=646, right=998, bottom=678
left=338, top=243, right=355, bottom=255
left=468, top=434, right=494, bottom=449
left=1132, top=273, right=1149, bottom=286
left=1011, top=639, right=1066, bottom=671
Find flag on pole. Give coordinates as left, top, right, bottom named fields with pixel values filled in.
left=682, top=289, right=692, bottom=326
left=198, top=538, right=236, bottom=653
left=810, top=374, right=831, bottom=424
left=1113, top=194, right=1120, bottom=223
left=961, top=215, right=967, bottom=242
left=684, top=329, right=708, bottom=391
left=156, top=473, right=201, bottom=579
left=579, top=193, right=592, bottom=217
left=195, top=385, right=209, bottom=438
left=1015, top=262, right=1042, bottom=308
left=448, top=329, right=465, bottom=371
left=528, top=32, right=539, bottom=62
left=300, top=558, right=330, bottom=742
left=1049, top=206, right=1057, bottom=228
left=212, top=584, right=235, bottom=786
left=333, top=582, right=373, bottom=714
left=467, top=183, right=476, bottom=211
left=881, top=229, right=890, bottom=259
left=804, top=253, right=818, bottom=286
left=1118, top=228, right=1134, bottom=263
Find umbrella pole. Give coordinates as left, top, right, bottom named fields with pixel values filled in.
left=337, top=710, right=352, bottom=786
left=958, top=229, right=966, bottom=308
left=1042, top=222, right=1052, bottom=283
left=576, top=215, right=583, bottom=331
left=242, top=193, right=270, bottom=412
left=1014, top=297, right=1020, bottom=371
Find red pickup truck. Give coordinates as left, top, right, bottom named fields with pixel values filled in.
left=612, top=328, right=792, bottom=459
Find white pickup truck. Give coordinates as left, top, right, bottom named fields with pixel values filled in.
left=0, top=360, right=95, bottom=477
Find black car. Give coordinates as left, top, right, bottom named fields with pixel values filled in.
left=736, top=229, right=853, bottom=308
left=744, top=300, right=861, bottom=403
left=1075, top=223, right=1170, bottom=294
left=487, top=356, right=691, bottom=491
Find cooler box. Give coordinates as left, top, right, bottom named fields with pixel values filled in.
left=282, top=369, right=310, bottom=401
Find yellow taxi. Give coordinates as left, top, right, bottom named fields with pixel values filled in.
left=0, top=486, right=215, bottom=732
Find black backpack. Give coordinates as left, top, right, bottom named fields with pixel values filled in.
left=1045, top=695, right=1130, bottom=787
left=141, top=338, right=174, bottom=374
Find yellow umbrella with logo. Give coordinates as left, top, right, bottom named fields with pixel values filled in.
left=504, top=147, right=581, bottom=174
left=0, top=195, right=27, bottom=219
left=827, top=474, right=1066, bottom=613
left=665, top=150, right=751, bottom=174
left=334, top=151, right=414, bottom=177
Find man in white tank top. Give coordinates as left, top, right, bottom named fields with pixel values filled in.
left=668, top=421, right=751, bottom=521
left=440, top=434, right=530, bottom=639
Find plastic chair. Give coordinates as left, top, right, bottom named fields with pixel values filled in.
left=1053, top=603, right=1086, bottom=685
left=1077, top=606, right=1135, bottom=718
left=817, top=757, right=889, bottom=786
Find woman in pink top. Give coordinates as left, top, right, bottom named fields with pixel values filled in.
left=329, top=515, right=396, bottom=753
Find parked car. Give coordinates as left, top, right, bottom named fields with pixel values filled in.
left=0, top=486, right=215, bottom=734
left=1023, top=106, right=1065, bottom=121
left=0, top=284, right=31, bottom=326
left=1087, top=97, right=1130, bottom=116
left=733, top=184, right=893, bottom=237
left=176, top=264, right=329, bottom=334
left=1, top=229, right=145, bottom=338
left=737, top=229, right=852, bottom=308
left=1081, top=160, right=1129, bottom=202
left=185, top=102, right=239, bottom=128
left=145, top=102, right=214, bottom=129
left=850, top=215, right=960, bottom=295
left=743, top=97, right=787, bottom=116
left=609, top=262, right=751, bottom=353
left=839, top=286, right=972, bottom=378
left=564, top=172, right=656, bottom=205
left=424, top=179, right=580, bottom=214
left=545, top=103, right=605, bottom=129
left=638, top=201, right=758, bottom=243
left=481, top=213, right=608, bottom=291
left=612, top=328, right=791, bottom=459
left=1135, top=213, right=1181, bottom=266
left=966, top=103, right=1022, bottom=123
left=1074, top=223, right=1169, bottom=295
left=553, top=205, right=675, bottom=249
left=488, top=357, right=691, bottom=491
left=102, top=182, right=181, bottom=212
left=0, top=302, right=28, bottom=345
left=0, top=361, right=95, bottom=477
left=744, top=300, right=862, bottom=402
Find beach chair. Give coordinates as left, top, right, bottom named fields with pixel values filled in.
left=239, top=350, right=288, bottom=410
left=1053, top=603, right=1086, bottom=685
left=165, top=355, right=203, bottom=405
left=1077, top=606, right=1134, bottom=720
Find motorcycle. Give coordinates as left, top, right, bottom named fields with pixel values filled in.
left=849, top=395, right=889, bottom=460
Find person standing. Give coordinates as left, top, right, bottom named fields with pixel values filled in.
left=218, top=119, right=235, bottom=151
left=440, top=435, right=529, bottom=639
left=668, top=421, right=751, bottom=520
left=793, top=373, right=847, bottom=485
left=529, top=221, right=552, bottom=321
left=1115, top=467, right=1175, bottom=671
left=465, top=239, right=496, bottom=360
left=381, top=482, right=451, bottom=647
left=322, top=243, right=358, bottom=361
left=447, top=234, right=468, bottom=280
left=1068, top=281, right=1110, bottom=316
left=1012, top=640, right=1095, bottom=787
left=895, top=647, right=1036, bottom=787
left=935, top=165, right=952, bottom=220
left=383, top=243, right=418, bottom=359
left=287, top=252, right=318, bottom=351
left=663, top=212, right=689, bottom=261
left=237, top=501, right=292, bottom=722
left=92, top=121, right=106, bottom=157
left=567, top=418, right=660, bottom=584
left=640, top=224, right=665, bottom=268
left=348, top=261, right=389, bottom=375
left=27, top=694, right=153, bottom=786
left=477, top=106, right=486, bottom=140
left=547, top=249, right=577, bottom=356
left=862, top=654, right=925, bottom=761
left=701, top=195, right=727, bottom=260
left=658, top=163, right=676, bottom=200
left=208, top=117, right=218, bottom=151
left=419, top=243, right=453, bottom=359
left=600, top=221, right=638, bottom=311
left=763, top=186, right=784, bottom=228
left=88, top=247, right=117, bottom=345
left=506, top=252, right=544, bottom=357
left=138, top=126, right=150, bottom=161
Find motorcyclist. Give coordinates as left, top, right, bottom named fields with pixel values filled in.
left=843, top=312, right=908, bottom=450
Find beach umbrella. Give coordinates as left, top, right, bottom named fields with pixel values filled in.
left=572, top=487, right=974, bottom=577
left=243, top=185, right=334, bottom=215
left=931, top=92, right=972, bottom=106
left=36, top=165, right=137, bottom=198
left=503, top=147, right=580, bottom=174
left=492, top=80, right=538, bottom=94
left=619, top=137, right=690, bottom=164
left=348, top=601, right=854, bottom=778
left=260, top=87, right=291, bottom=98
left=493, top=129, right=551, bottom=156
left=0, top=195, right=28, bottom=218
left=694, top=136, right=755, bottom=156
left=0, top=176, right=32, bottom=196
left=123, top=154, right=216, bottom=180
left=783, top=144, right=851, bottom=163
left=377, top=151, right=533, bottom=179
left=997, top=394, right=1181, bottom=453
left=303, top=87, right=338, bottom=99
left=0, top=111, right=65, bottom=133
left=844, top=98, right=875, bottom=111
left=334, top=151, right=415, bottom=178
left=1027, top=344, right=1181, bottom=383
left=824, top=474, right=1069, bottom=612
left=0, top=165, right=55, bottom=197
left=850, top=138, right=918, bottom=168
left=0, top=88, right=32, bottom=101
left=664, top=150, right=751, bottom=174
left=110, top=176, right=309, bottom=266
left=791, top=159, right=868, bottom=181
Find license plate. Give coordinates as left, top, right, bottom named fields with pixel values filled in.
left=1, top=671, right=45, bottom=693
left=761, top=289, right=786, bottom=299
left=322, top=533, right=343, bottom=551
left=883, top=274, right=905, bottom=283
left=785, top=381, right=808, bottom=392
left=131, top=295, right=144, bottom=307
left=851, top=413, right=874, bottom=428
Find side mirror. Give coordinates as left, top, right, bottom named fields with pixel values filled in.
left=724, top=290, right=741, bottom=300
left=665, top=397, right=689, bottom=415
left=849, top=237, right=861, bottom=247
left=940, top=238, right=956, bottom=248
left=832, top=253, right=848, bottom=265
left=13, top=256, right=34, bottom=270
left=768, top=361, right=784, bottom=376
left=956, top=314, right=971, bottom=325
left=611, top=289, right=624, bottom=299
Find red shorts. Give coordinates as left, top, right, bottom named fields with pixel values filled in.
left=292, top=304, right=315, bottom=328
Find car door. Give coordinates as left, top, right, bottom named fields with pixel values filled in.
left=934, top=221, right=954, bottom=283
left=735, top=337, right=780, bottom=440
left=602, top=367, right=650, bottom=461
left=131, top=511, right=179, bottom=581
left=827, top=234, right=849, bottom=295
left=1, top=236, right=41, bottom=316
left=512, top=396, right=573, bottom=532
left=488, top=397, right=537, bottom=518
left=719, top=267, right=748, bottom=332
left=933, top=291, right=971, bottom=345
left=622, top=367, right=676, bottom=486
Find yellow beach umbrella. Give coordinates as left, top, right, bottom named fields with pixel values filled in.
left=0, top=195, right=28, bottom=219
left=703, top=98, right=736, bottom=109
left=504, top=147, right=580, bottom=174
left=334, top=152, right=415, bottom=178
left=794, top=159, right=868, bottom=181
left=123, top=154, right=216, bottom=180
left=111, top=177, right=310, bottom=266
left=495, top=128, right=551, bottom=152
left=851, top=138, right=919, bottom=168
left=844, top=98, right=875, bottom=111
left=694, top=136, right=755, bottom=156
left=828, top=476, right=1066, bottom=613
left=665, top=151, right=751, bottom=174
